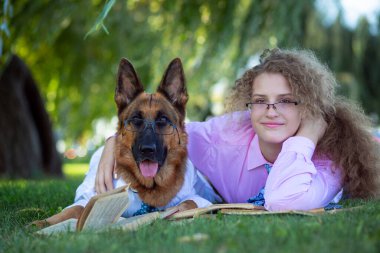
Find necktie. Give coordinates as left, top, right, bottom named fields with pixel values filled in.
left=133, top=202, right=159, bottom=216
left=247, top=163, right=272, bottom=206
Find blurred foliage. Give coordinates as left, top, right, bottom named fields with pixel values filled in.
left=2, top=0, right=380, bottom=145
left=0, top=0, right=12, bottom=65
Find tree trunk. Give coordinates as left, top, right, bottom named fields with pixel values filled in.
left=0, top=55, right=62, bottom=178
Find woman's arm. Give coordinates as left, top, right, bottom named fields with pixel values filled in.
left=95, top=136, right=117, bottom=193
left=264, top=136, right=342, bottom=211
left=264, top=115, right=342, bottom=211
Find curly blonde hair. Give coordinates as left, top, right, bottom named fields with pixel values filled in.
left=225, top=48, right=380, bottom=198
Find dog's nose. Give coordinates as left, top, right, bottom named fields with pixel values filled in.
left=139, top=144, right=156, bottom=155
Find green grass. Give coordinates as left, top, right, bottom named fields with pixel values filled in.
left=1, top=164, right=379, bottom=253
left=63, top=163, right=89, bottom=177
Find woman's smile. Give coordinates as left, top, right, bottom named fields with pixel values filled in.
left=261, top=122, right=285, bottom=128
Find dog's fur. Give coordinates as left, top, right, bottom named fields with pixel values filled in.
left=114, top=57, right=189, bottom=207
left=32, top=58, right=196, bottom=228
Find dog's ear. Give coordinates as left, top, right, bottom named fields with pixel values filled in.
left=115, top=58, right=144, bottom=113
left=157, top=58, right=188, bottom=117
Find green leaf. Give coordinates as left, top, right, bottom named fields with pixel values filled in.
left=84, top=0, right=117, bottom=39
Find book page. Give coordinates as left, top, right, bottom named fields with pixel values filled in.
left=36, top=218, right=77, bottom=235
left=81, top=190, right=130, bottom=231
left=110, top=207, right=179, bottom=231
left=220, top=209, right=316, bottom=216
left=170, top=203, right=265, bottom=219
left=111, top=212, right=161, bottom=231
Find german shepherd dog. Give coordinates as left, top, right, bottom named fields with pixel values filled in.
left=32, top=58, right=218, bottom=228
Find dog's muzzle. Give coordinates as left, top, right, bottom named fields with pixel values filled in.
left=132, top=128, right=166, bottom=178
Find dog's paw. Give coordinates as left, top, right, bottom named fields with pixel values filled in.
left=177, top=200, right=197, bottom=212
left=27, top=219, right=50, bottom=229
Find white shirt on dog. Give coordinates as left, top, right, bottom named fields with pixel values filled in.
left=66, top=147, right=222, bottom=217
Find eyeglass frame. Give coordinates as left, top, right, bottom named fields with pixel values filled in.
left=246, top=101, right=299, bottom=111
left=123, top=118, right=178, bottom=134
left=123, top=117, right=181, bottom=144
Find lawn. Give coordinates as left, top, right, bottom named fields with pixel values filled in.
left=0, top=163, right=379, bottom=253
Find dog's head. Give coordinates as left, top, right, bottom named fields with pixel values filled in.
left=114, top=58, right=188, bottom=206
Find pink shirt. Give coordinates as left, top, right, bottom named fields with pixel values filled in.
left=186, top=111, right=343, bottom=211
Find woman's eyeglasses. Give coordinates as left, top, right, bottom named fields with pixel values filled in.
left=246, top=101, right=299, bottom=113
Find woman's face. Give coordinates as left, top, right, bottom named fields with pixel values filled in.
left=250, top=72, right=302, bottom=146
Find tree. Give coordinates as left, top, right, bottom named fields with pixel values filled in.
left=0, top=55, right=62, bottom=178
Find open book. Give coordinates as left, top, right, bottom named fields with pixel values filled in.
left=37, top=185, right=129, bottom=234
left=77, top=185, right=130, bottom=231
left=37, top=185, right=178, bottom=235
left=168, top=203, right=331, bottom=219
left=37, top=187, right=346, bottom=235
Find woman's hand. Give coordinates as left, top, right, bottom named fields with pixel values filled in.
left=95, top=136, right=117, bottom=194
left=296, top=114, right=327, bottom=145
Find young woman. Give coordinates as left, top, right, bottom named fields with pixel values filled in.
left=96, top=49, right=380, bottom=211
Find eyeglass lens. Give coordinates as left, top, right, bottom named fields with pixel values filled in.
left=125, top=119, right=174, bottom=135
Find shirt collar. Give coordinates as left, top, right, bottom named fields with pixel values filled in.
left=247, top=134, right=271, bottom=170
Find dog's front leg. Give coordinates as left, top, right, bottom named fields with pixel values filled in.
left=177, top=200, right=197, bottom=212
left=30, top=205, right=84, bottom=228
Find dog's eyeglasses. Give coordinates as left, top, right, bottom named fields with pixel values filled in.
left=124, top=117, right=181, bottom=144
left=124, top=118, right=178, bottom=135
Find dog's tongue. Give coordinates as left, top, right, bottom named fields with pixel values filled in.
left=139, top=161, right=159, bottom=178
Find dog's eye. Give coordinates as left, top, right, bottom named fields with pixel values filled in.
left=156, top=116, right=170, bottom=128
left=130, top=118, right=144, bottom=128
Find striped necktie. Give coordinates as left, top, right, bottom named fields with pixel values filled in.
left=133, top=202, right=159, bottom=216
left=247, top=163, right=272, bottom=206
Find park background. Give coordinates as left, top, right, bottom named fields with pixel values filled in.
left=1, top=0, right=380, bottom=177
